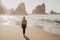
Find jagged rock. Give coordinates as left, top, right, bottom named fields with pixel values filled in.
left=0, top=0, right=7, bottom=14
left=0, top=5, right=5, bottom=14
left=32, top=3, right=46, bottom=14
left=11, top=3, right=27, bottom=15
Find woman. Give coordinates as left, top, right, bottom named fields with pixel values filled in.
left=21, top=17, right=27, bottom=36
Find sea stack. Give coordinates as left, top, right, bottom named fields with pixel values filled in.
left=11, top=3, right=27, bottom=15
left=32, top=3, right=46, bottom=14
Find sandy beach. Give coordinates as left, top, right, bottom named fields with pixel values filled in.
left=0, top=24, right=60, bottom=40
left=0, top=0, right=60, bottom=40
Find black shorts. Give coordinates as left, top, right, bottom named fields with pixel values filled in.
left=22, top=24, right=26, bottom=28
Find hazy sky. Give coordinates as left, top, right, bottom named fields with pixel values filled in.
left=1, top=0, right=60, bottom=13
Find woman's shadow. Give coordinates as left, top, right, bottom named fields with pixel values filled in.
left=24, top=35, right=30, bottom=40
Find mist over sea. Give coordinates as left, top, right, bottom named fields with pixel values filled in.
left=0, top=13, right=60, bottom=35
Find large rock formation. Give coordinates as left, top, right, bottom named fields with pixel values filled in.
left=0, top=5, right=5, bottom=14
left=0, top=0, right=7, bottom=14
left=11, top=3, right=27, bottom=15
left=32, top=3, right=46, bottom=14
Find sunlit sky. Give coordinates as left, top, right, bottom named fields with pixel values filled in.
left=1, top=0, right=60, bottom=13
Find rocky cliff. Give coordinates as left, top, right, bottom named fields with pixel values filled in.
left=11, top=3, right=27, bottom=15
left=32, top=3, right=46, bottom=14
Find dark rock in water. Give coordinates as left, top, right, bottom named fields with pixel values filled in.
left=54, top=20, right=60, bottom=23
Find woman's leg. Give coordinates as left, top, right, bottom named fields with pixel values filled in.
left=23, top=26, right=26, bottom=35
left=22, top=25, right=26, bottom=36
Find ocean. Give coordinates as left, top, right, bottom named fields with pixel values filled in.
left=0, top=14, right=60, bottom=35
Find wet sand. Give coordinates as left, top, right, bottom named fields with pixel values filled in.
left=0, top=25, right=60, bottom=40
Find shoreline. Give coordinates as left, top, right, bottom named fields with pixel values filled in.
left=0, top=25, right=60, bottom=40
